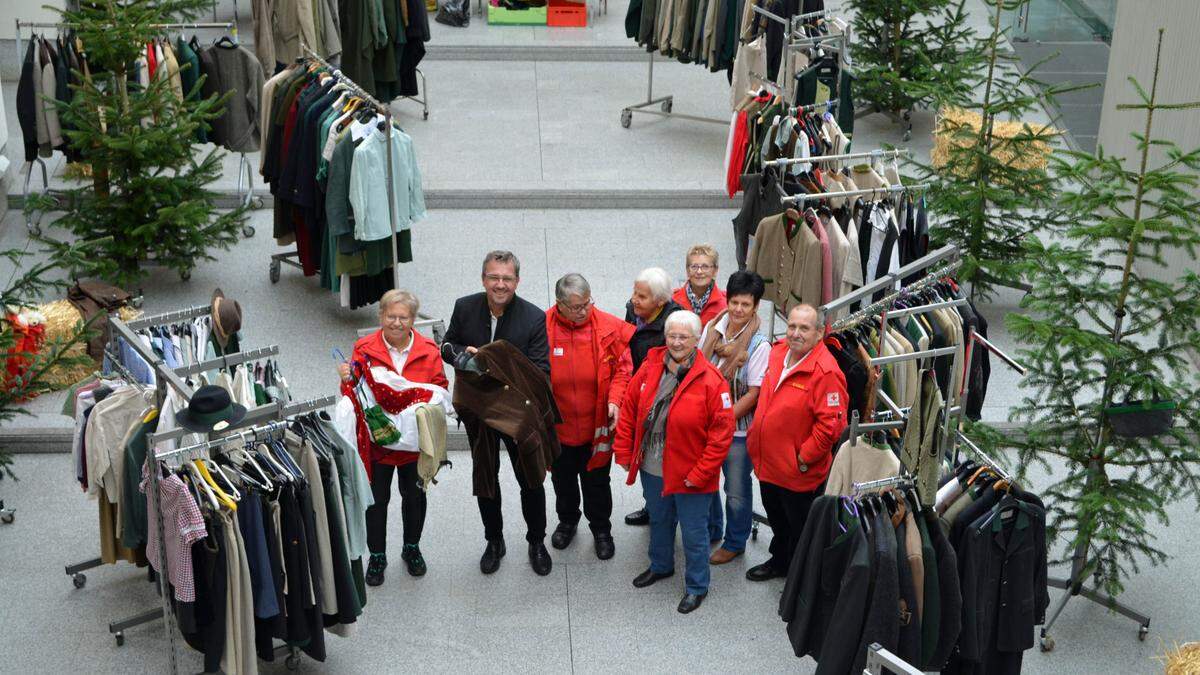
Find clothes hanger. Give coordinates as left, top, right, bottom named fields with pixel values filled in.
left=183, top=461, right=222, bottom=510
left=192, top=458, right=238, bottom=510
left=202, top=456, right=243, bottom=501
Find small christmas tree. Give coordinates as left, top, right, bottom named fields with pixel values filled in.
left=1002, top=30, right=1200, bottom=600
left=848, top=0, right=982, bottom=132
left=912, top=0, right=1083, bottom=301
left=29, top=0, right=248, bottom=288
left=0, top=241, right=99, bottom=480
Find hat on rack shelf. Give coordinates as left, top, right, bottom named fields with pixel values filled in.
left=177, top=384, right=247, bottom=433
left=211, top=288, right=242, bottom=349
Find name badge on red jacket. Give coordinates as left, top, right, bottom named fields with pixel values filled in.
left=553, top=347, right=564, bottom=357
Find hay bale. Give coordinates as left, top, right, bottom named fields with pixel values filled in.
left=37, top=300, right=142, bottom=391
left=1161, top=641, right=1200, bottom=675
left=931, top=106, right=1059, bottom=178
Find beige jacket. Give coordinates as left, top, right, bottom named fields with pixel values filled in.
left=823, top=437, right=902, bottom=496
left=748, top=212, right=824, bottom=314
left=274, top=0, right=319, bottom=64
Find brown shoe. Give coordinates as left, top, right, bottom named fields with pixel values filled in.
left=709, top=548, right=742, bottom=565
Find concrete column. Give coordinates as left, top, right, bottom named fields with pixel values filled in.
left=1096, top=1, right=1200, bottom=283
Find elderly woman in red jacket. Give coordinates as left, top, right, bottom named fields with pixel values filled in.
left=545, top=273, right=634, bottom=561
left=613, top=310, right=735, bottom=614
left=338, top=289, right=449, bottom=588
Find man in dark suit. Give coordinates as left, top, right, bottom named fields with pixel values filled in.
left=442, top=250, right=554, bottom=576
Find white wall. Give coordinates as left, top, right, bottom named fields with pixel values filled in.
left=1097, top=0, right=1200, bottom=283
left=0, top=1, right=69, bottom=40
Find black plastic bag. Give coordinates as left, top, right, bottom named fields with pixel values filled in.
left=435, top=0, right=470, bottom=27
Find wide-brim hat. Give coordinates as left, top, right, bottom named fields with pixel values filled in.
left=177, top=384, right=248, bottom=433
left=211, top=288, right=242, bottom=348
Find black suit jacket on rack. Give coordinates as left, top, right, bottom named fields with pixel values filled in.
left=441, top=292, right=550, bottom=374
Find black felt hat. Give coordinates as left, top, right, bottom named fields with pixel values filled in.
left=177, top=385, right=248, bottom=433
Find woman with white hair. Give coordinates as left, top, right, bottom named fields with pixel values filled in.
left=622, top=267, right=684, bottom=527
left=612, top=310, right=735, bottom=614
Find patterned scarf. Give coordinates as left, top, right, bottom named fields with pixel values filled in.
left=684, top=283, right=714, bottom=315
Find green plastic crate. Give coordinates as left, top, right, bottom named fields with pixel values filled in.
left=487, top=3, right=547, bottom=24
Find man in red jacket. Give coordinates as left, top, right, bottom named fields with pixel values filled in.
left=745, top=303, right=848, bottom=582
left=672, top=243, right=727, bottom=328
left=545, top=273, right=634, bottom=561
left=339, top=290, right=450, bottom=587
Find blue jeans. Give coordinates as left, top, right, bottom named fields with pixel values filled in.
left=708, top=436, right=754, bottom=552
left=641, top=471, right=712, bottom=595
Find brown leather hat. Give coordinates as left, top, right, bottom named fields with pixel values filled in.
left=211, top=288, right=242, bottom=348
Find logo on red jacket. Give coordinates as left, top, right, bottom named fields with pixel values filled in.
left=827, top=392, right=840, bottom=408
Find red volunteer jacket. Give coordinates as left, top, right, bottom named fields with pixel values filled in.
left=747, top=340, right=848, bottom=493
left=545, top=306, right=635, bottom=469
left=343, top=329, right=449, bottom=472
left=672, top=285, right=728, bottom=328
left=612, top=347, right=735, bottom=495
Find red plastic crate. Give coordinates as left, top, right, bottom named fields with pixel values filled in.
left=548, top=0, right=586, bottom=27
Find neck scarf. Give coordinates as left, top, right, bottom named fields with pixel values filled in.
left=642, top=351, right=695, bottom=457
left=685, top=283, right=714, bottom=315
left=700, top=310, right=761, bottom=385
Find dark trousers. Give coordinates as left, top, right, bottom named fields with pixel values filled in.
left=366, top=461, right=426, bottom=554
left=477, top=436, right=547, bottom=544
left=759, top=481, right=818, bottom=573
left=550, top=443, right=613, bottom=535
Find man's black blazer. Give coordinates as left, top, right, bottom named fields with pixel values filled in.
left=441, top=292, right=550, bottom=373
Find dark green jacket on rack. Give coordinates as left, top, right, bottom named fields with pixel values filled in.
left=121, top=410, right=159, bottom=550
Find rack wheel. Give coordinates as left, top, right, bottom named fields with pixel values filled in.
left=1138, top=624, right=1149, bottom=641
left=115, top=632, right=125, bottom=647
left=269, top=260, right=281, bottom=284
left=72, top=573, right=86, bottom=589
left=750, top=524, right=758, bottom=541
left=620, top=110, right=632, bottom=128
left=0, top=511, right=13, bottom=525
left=1039, top=635, right=1054, bottom=652
left=27, top=224, right=42, bottom=237
left=423, top=111, right=430, bottom=120
left=242, top=225, right=256, bottom=238
left=902, top=130, right=912, bottom=142
left=286, top=655, right=300, bottom=670
left=179, top=269, right=191, bottom=281
left=661, top=100, right=672, bottom=113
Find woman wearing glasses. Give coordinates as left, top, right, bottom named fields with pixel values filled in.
left=544, top=273, right=634, bottom=561
left=672, top=244, right=727, bottom=327
left=338, top=289, right=449, bottom=587
left=613, top=310, right=735, bottom=614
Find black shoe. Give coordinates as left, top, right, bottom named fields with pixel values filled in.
left=401, top=544, right=427, bottom=577
left=480, top=540, right=506, bottom=575
left=624, top=508, right=649, bottom=526
left=550, top=523, right=576, bottom=550
left=632, top=568, right=674, bottom=588
left=677, top=592, right=707, bottom=614
left=745, top=562, right=786, bottom=582
left=594, top=534, right=615, bottom=561
left=529, top=542, right=553, bottom=576
left=366, top=553, right=387, bottom=587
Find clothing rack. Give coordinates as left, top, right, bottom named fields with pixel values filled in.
left=767, top=147, right=908, bottom=170
left=852, top=474, right=914, bottom=495
left=863, top=643, right=923, bottom=675
left=782, top=182, right=929, bottom=205
left=125, top=304, right=211, bottom=331
left=619, top=49, right=728, bottom=129
left=149, top=395, right=336, bottom=462
left=270, top=44, right=406, bottom=296
left=172, top=344, right=279, bottom=378
left=12, top=19, right=257, bottom=234
left=953, top=431, right=1011, bottom=482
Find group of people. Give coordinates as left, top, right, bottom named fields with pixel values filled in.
left=338, top=246, right=849, bottom=614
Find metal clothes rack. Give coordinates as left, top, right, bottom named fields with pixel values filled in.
left=76, top=304, right=336, bottom=672
left=862, top=643, right=923, bottom=675
left=782, top=182, right=929, bottom=205
left=270, top=44, right=406, bottom=296
left=767, top=147, right=908, bottom=171
left=852, top=474, right=914, bottom=495
left=619, top=5, right=834, bottom=130
left=12, top=19, right=258, bottom=235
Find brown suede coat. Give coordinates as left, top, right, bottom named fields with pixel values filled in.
left=453, top=340, right=562, bottom=499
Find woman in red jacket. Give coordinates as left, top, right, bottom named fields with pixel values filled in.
left=613, top=310, right=735, bottom=614
left=339, top=289, right=449, bottom=587
left=744, top=304, right=848, bottom=583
